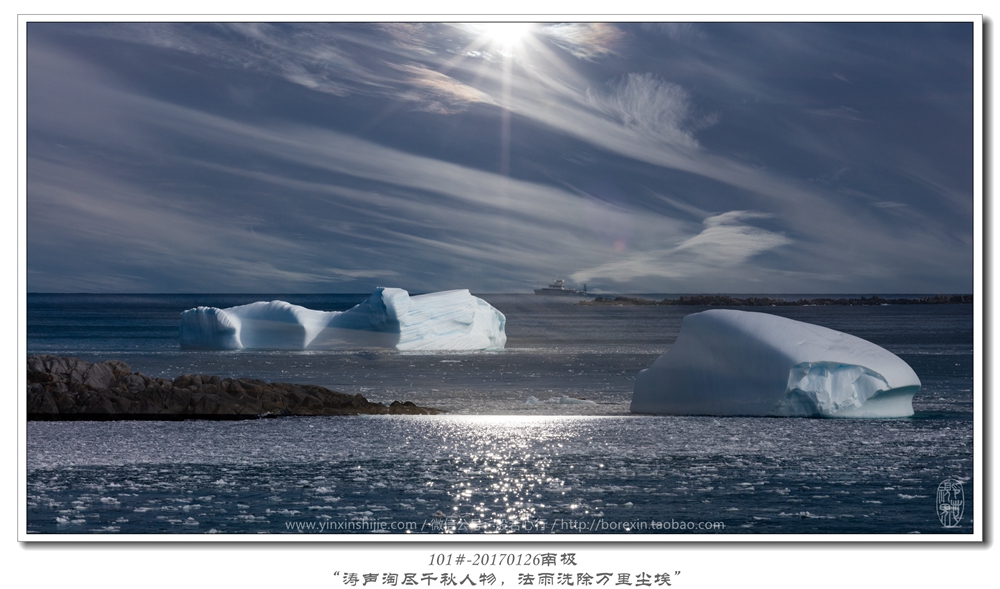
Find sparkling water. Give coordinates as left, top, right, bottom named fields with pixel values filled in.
left=26, top=294, right=974, bottom=534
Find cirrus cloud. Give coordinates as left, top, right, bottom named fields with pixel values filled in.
left=572, top=211, right=791, bottom=284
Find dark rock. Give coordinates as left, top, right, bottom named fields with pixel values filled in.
left=26, top=355, right=444, bottom=420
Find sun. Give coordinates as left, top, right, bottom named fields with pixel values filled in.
left=473, top=23, right=536, bottom=48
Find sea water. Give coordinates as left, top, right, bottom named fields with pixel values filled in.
left=25, top=294, right=974, bottom=534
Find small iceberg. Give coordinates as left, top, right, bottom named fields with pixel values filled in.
left=631, top=309, right=920, bottom=418
left=526, top=395, right=597, bottom=405
left=180, top=288, right=506, bottom=351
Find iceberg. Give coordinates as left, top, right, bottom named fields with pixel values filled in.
left=180, top=288, right=506, bottom=351
left=631, top=309, right=920, bottom=418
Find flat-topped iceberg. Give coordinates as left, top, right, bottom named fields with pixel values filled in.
left=631, top=310, right=920, bottom=418
left=180, top=288, right=506, bottom=351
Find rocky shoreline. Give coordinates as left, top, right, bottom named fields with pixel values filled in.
left=580, top=294, right=973, bottom=307
left=27, top=355, right=443, bottom=420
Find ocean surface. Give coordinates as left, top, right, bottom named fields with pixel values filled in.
left=25, top=293, right=975, bottom=535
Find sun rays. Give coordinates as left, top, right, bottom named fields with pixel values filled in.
left=470, top=22, right=537, bottom=48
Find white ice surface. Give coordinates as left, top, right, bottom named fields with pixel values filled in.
left=631, top=310, right=920, bottom=418
left=180, top=288, right=506, bottom=351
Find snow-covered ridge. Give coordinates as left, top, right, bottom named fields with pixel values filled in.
left=631, top=309, right=920, bottom=418
left=180, top=288, right=506, bottom=351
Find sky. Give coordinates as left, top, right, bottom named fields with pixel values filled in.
left=25, top=21, right=975, bottom=294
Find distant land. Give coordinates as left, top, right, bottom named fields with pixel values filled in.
left=580, top=294, right=974, bottom=307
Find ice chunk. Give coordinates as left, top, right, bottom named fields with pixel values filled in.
left=180, top=288, right=506, bottom=351
left=525, top=395, right=596, bottom=405
left=631, top=309, right=920, bottom=418
left=545, top=396, right=598, bottom=405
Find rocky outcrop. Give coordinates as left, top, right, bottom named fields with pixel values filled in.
left=27, top=355, right=442, bottom=420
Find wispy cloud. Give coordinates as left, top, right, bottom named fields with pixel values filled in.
left=587, top=73, right=708, bottom=148
left=389, top=63, right=496, bottom=113
left=26, top=22, right=974, bottom=293
left=807, top=105, right=866, bottom=122
left=27, top=42, right=691, bottom=291
left=541, top=23, right=622, bottom=60
left=572, top=211, right=791, bottom=284
left=675, top=211, right=791, bottom=259
left=67, top=23, right=492, bottom=113
left=27, top=158, right=361, bottom=292
left=640, top=23, right=705, bottom=42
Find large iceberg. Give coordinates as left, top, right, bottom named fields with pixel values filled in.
left=631, top=310, right=920, bottom=418
left=180, top=288, right=506, bottom=351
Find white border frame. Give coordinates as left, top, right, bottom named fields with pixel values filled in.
left=16, top=13, right=984, bottom=544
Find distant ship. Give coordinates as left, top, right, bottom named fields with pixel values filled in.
left=534, top=278, right=589, bottom=296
